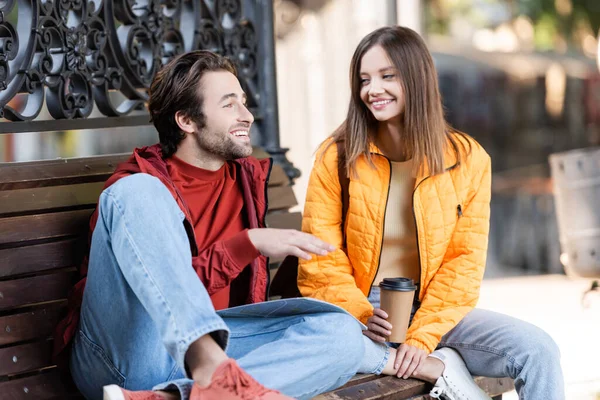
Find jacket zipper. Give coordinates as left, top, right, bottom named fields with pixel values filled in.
left=411, top=163, right=460, bottom=299
left=366, top=156, right=460, bottom=299
left=412, top=175, right=430, bottom=300
left=367, top=155, right=392, bottom=298
left=263, top=158, right=274, bottom=300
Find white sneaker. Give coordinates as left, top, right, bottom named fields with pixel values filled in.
left=103, top=385, right=127, bottom=400
left=428, top=348, right=492, bottom=400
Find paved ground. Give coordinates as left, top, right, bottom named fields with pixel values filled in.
left=478, top=274, right=600, bottom=399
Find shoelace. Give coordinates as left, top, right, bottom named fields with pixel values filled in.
left=212, top=362, right=275, bottom=400
left=429, top=376, right=466, bottom=400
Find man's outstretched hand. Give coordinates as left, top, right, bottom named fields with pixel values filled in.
left=247, top=228, right=336, bottom=260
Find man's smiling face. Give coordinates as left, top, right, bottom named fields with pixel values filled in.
left=192, top=70, right=255, bottom=160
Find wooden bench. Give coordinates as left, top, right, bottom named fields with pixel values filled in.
left=316, top=374, right=514, bottom=399
left=0, top=151, right=513, bottom=399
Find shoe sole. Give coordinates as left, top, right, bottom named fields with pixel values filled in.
left=103, top=385, right=126, bottom=400
left=432, top=348, right=492, bottom=400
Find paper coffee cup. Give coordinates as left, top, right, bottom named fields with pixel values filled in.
left=379, top=277, right=417, bottom=343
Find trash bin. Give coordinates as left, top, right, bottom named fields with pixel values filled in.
left=549, top=147, right=600, bottom=278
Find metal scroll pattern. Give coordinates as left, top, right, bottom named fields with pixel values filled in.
left=0, top=0, right=258, bottom=121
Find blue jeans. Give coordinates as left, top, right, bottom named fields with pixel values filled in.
left=367, top=286, right=565, bottom=400
left=70, top=174, right=364, bottom=400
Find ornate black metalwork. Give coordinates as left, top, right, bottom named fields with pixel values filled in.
left=0, top=0, right=299, bottom=182
left=0, top=0, right=261, bottom=121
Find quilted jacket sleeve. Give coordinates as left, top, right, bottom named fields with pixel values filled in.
left=297, top=144, right=374, bottom=323
left=405, top=149, right=492, bottom=353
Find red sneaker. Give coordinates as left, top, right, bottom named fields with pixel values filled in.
left=190, top=359, right=293, bottom=400
left=102, top=359, right=293, bottom=400
left=103, top=385, right=176, bottom=400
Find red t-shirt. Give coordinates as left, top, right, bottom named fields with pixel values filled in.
left=166, top=155, right=258, bottom=310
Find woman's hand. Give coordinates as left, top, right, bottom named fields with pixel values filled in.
left=393, top=344, right=428, bottom=379
left=362, top=308, right=392, bottom=343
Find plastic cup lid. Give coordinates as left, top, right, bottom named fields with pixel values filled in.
left=379, top=277, right=417, bottom=291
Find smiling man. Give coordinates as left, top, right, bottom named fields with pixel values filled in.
left=54, top=51, right=365, bottom=400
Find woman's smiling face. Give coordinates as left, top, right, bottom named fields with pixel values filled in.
left=359, top=45, right=405, bottom=123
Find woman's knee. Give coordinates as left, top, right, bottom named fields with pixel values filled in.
left=512, top=322, right=561, bottom=371
left=528, top=326, right=560, bottom=360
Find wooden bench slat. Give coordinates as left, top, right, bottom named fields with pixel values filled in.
left=474, top=376, right=515, bottom=397
left=0, top=162, right=286, bottom=193
left=339, top=373, right=381, bottom=388
left=0, top=305, right=66, bottom=346
left=0, top=148, right=275, bottom=190
left=0, top=369, right=73, bottom=399
left=0, top=210, right=92, bottom=245
left=0, top=181, right=289, bottom=216
left=0, top=340, right=54, bottom=376
left=0, top=183, right=105, bottom=215
left=265, top=211, right=302, bottom=230
left=251, top=148, right=270, bottom=159
left=268, top=165, right=288, bottom=187
left=267, top=186, right=298, bottom=211
left=0, top=272, right=75, bottom=310
left=315, top=375, right=429, bottom=399
left=0, top=154, right=128, bottom=190
left=0, top=240, right=80, bottom=278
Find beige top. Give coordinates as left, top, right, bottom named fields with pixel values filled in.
left=373, top=160, right=420, bottom=285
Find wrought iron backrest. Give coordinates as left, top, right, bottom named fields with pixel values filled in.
left=0, top=0, right=299, bottom=179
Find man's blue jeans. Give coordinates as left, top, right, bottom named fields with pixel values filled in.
left=70, top=173, right=365, bottom=400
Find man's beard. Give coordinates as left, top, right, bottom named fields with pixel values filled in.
left=194, top=127, right=253, bottom=160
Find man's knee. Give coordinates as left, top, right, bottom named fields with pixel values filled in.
left=103, top=174, right=164, bottom=204
left=101, top=174, right=180, bottom=216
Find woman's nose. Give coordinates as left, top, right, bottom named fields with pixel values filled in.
left=368, top=79, right=384, bottom=95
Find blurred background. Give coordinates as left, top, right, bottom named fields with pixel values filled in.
left=2, top=1, right=599, bottom=397
left=274, top=0, right=600, bottom=279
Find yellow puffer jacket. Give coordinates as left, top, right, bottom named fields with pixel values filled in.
left=298, top=134, right=491, bottom=353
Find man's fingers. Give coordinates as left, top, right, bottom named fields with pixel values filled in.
left=287, top=246, right=312, bottom=261
left=288, top=231, right=336, bottom=253
left=296, top=242, right=332, bottom=257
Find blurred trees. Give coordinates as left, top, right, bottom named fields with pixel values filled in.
left=426, top=0, right=600, bottom=54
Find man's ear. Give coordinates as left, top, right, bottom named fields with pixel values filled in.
left=175, top=111, right=196, bottom=134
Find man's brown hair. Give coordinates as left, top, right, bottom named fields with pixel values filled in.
left=148, top=51, right=237, bottom=158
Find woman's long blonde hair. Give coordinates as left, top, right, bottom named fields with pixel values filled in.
left=328, top=26, right=468, bottom=177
